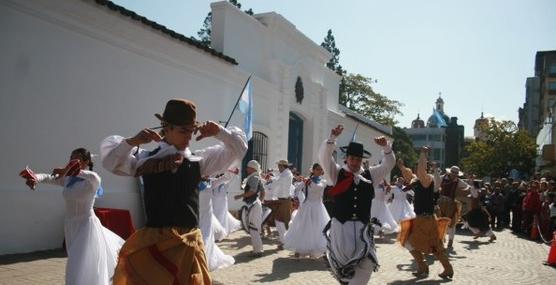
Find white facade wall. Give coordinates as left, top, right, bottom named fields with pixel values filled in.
left=0, top=0, right=391, bottom=254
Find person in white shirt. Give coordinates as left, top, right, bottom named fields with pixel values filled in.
left=100, top=99, right=247, bottom=284
left=234, top=160, right=266, bottom=257
left=320, top=125, right=395, bottom=285
left=266, top=160, right=294, bottom=248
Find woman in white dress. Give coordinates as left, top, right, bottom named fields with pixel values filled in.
left=19, top=148, right=124, bottom=285
left=205, top=176, right=229, bottom=242
left=371, top=180, right=400, bottom=235
left=388, top=177, right=416, bottom=222
left=198, top=178, right=235, bottom=271
left=283, top=163, right=330, bottom=258
left=212, top=169, right=242, bottom=237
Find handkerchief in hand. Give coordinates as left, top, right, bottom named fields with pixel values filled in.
left=64, top=159, right=81, bottom=177
left=19, top=166, right=38, bottom=180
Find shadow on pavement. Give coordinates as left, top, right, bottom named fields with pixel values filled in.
left=254, top=256, right=330, bottom=282
left=375, top=235, right=398, bottom=245
left=388, top=277, right=453, bottom=285
left=0, top=249, right=66, bottom=265
left=221, top=235, right=252, bottom=250
left=459, top=240, right=492, bottom=251
left=233, top=247, right=281, bottom=264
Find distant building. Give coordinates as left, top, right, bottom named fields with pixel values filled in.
left=474, top=112, right=489, bottom=141
left=405, top=95, right=465, bottom=169
left=518, top=77, right=541, bottom=137
left=519, top=50, right=556, bottom=172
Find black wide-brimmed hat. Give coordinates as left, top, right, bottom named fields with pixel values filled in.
left=155, top=99, right=199, bottom=126
left=340, top=142, right=371, bottom=158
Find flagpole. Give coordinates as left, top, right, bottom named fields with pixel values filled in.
left=351, top=123, right=359, bottom=142
left=225, top=74, right=252, bottom=128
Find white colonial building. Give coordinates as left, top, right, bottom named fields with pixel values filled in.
left=0, top=0, right=392, bottom=254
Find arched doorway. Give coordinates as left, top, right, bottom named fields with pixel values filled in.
left=288, top=112, right=303, bottom=172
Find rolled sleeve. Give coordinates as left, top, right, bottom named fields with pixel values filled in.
left=369, top=143, right=396, bottom=183
left=100, top=135, right=146, bottom=176
left=198, top=126, right=248, bottom=177
left=319, top=136, right=340, bottom=184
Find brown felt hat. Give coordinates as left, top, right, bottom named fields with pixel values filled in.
left=155, top=99, right=198, bottom=126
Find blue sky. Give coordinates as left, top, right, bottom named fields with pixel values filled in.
left=112, top=0, right=556, bottom=136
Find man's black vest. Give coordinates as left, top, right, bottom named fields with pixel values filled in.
left=333, top=168, right=374, bottom=223
left=413, top=180, right=435, bottom=215
left=141, top=152, right=201, bottom=228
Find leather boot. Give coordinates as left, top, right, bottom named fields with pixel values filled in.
left=409, top=250, right=429, bottom=277
left=434, top=250, right=454, bottom=279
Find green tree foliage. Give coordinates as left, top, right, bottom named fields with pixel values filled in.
left=320, top=30, right=402, bottom=126
left=229, top=0, right=241, bottom=8
left=341, top=73, right=402, bottom=126
left=391, top=126, right=418, bottom=178
left=462, top=119, right=537, bottom=178
left=320, top=29, right=344, bottom=75
left=196, top=1, right=253, bottom=46
left=197, top=12, right=212, bottom=46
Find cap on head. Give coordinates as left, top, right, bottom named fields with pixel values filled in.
left=247, top=160, right=261, bottom=173
left=446, top=165, right=463, bottom=176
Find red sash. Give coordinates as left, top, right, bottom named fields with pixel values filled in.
left=329, top=171, right=354, bottom=197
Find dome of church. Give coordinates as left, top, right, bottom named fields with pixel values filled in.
left=411, top=114, right=425, bottom=128
left=427, top=108, right=450, bottom=128
left=474, top=112, right=488, bottom=125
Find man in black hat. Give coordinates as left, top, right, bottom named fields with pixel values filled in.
left=101, top=98, right=247, bottom=285
left=319, top=124, right=395, bottom=285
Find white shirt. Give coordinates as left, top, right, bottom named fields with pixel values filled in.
left=267, top=168, right=293, bottom=199
left=100, top=126, right=247, bottom=178
left=318, top=134, right=395, bottom=186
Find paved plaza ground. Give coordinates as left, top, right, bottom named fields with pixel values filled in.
left=0, top=228, right=554, bottom=284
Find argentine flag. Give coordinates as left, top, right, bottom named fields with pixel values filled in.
left=238, top=76, right=253, bottom=140
left=433, top=110, right=447, bottom=127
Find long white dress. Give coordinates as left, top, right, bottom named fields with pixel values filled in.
left=36, top=171, right=124, bottom=285
left=388, top=185, right=416, bottom=222
left=199, top=187, right=235, bottom=271
left=289, top=181, right=307, bottom=224
left=212, top=175, right=241, bottom=236
left=370, top=184, right=400, bottom=234
left=283, top=177, right=330, bottom=258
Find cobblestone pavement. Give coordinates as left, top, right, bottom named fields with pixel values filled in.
left=0, top=229, right=554, bottom=284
